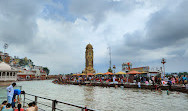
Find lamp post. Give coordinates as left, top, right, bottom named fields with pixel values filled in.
left=113, top=65, right=116, bottom=74
left=161, top=58, right=166, bottom=79
left=3, top=43, right=8, bottom=62
left=107, top=47, right=112, bottom=69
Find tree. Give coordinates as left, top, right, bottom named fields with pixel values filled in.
left=19, top=59, right=25, bottom=66
left=43, top=67, right=50, bottom=75
left=108, top=68, right=112, bottom=72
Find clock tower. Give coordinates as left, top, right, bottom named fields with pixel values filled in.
left=83, top=44, right=95, bottom=74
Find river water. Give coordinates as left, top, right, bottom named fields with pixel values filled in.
left=1, top=80, right=188, bottom=111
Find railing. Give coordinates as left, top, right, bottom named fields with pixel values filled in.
left=23, top=93, right=97, bottom=111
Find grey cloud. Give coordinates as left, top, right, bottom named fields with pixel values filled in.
left=0, top=0, right=48, bottom=45
left=69, top=0, right=143, bottom=28
left=112, top=0, right=188, bottom=72
left=123, top=0, right=188, bottom=50
left=1, top=0, right=188, bottom=74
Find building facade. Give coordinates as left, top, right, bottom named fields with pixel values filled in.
left=122, top=62, right=132, bottom=72
left=0, top=62, right=17, bottom=82
left=129, top=66, right=150, bottom=72
left=83, top=44, right=95, bottom=74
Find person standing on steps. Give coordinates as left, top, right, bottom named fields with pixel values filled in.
left=6, top=83, right=16, bottom=104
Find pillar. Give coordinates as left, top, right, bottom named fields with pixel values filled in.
left=5, top=72, right=7, bottom=81
left=15, top=72, right=17, bottom=81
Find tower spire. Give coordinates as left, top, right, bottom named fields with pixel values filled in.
left=83, top=44, right=95, bottom=74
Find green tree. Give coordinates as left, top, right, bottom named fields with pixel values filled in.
left=19, top=59, right=25, bottom=66
left=43, top=67, right=50, bottom=75
left=108, top=68, right=112, bottom=72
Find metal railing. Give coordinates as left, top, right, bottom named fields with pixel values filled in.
left=23, top=93, right=97, bottom=111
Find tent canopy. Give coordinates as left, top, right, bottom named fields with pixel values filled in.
left=80, top=73, right=86, bottom=75
left=76, top=74, right=81, bottom=76
left=127, top=70, right=142, bottom=74
left=104, top=72, right=113, bottom=75
left=96, top=72, right=103, bottom=75
left=115, top=71, right=126, bottom=74
left=87, top=73, right=94, bottom=76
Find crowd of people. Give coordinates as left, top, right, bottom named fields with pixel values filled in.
left=54, top=74, right=188, bottom=88
left=0, top=83, right=38, bottom=111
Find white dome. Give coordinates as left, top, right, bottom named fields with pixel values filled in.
left=0, top=62, right=11, bottom=71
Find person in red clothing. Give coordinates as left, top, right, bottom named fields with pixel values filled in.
left=14, top=104, right=24, bottom=111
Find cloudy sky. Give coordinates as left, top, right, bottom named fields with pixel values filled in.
left=0, top=0, right=188, bottom=74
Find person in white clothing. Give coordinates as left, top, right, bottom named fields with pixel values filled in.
left=113, top=76, right=116, bottom=83
left=6, top=83, right=16, bottom=104
left=138, top=82, right=141, bottom=88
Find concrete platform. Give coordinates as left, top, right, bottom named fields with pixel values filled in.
left=54, top=81, right=188, bottom=94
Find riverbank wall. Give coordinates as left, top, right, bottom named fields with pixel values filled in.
left=0, top=81, right=12, bottom=86
left=53, top=81, right=188, bottom=94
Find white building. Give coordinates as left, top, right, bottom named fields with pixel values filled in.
left=0, top=62, right=17, bottom=81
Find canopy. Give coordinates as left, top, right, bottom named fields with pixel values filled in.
left=127, top=70, right=142, bottom=74
left=73, top=74, right=77, bottom=76
left=140, top=72, right=148, bottom=74
left=115, top=71, right=126, bottom=75
left=104, top=72, right=113, bottom=75
left=96, top=73, right=103, bottom=75
left=76, top=74, right=81, bottom=76
left=80, top=73, right=86, bottom=75
left=87, top=73, right=94, bottom=76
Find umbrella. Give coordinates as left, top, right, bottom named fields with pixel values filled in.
left=80, top=73, right=86, bottom=75
left=115, top=71, right=126, bottom=75
left=96, top=73, right=103, bottom=75
left=87, top=73, right=94, bottom=76
left=76, top=74, right=81, bottom=76
left=104, top=72, right=113, bottom=75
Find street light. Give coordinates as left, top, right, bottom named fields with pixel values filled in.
left=3, top=43, right=8, bottom=62
left=161, top=58, right=166, bottom=79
